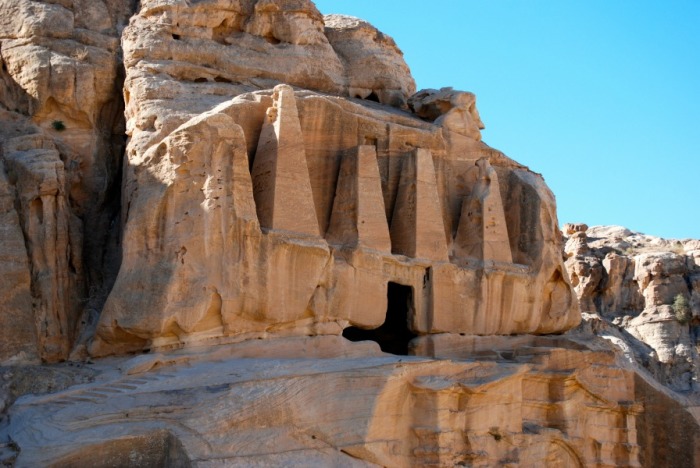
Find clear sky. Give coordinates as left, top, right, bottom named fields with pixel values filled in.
left=314, top=1, right=700, bottom=239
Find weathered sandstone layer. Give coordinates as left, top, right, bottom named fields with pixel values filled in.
left=2, top=335, right=687, bottom=467
left=86, top=0, right=579, bottom=356
left=0, top=0, right=136, bottom=362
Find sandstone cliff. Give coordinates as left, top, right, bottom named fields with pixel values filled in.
left=1, top=0, right=582, bottom=359
left=0, top=0, right=135, bottom=363
left=0, top=0, right=698, bottom=466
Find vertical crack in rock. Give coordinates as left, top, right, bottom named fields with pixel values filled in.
left=69, top=52, right=131, bottom=359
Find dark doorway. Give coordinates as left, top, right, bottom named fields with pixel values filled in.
left=342, top=282, right=417, bottom=355
left=366, top=91, right=380, bottom=103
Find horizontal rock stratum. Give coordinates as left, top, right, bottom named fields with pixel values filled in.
left=0, top=0, right=698, bottom=466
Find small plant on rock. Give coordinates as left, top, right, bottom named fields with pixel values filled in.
left=51, top=120, right=66, bottom=131
left=673, top=294, right=691, bottom=324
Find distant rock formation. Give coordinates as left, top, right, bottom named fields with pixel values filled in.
left=564, top=223, right=700, bottom=392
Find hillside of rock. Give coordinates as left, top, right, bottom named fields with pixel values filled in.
left=1, top=0, right=699, bottom=466
left=1, top=0, right=579, bottom=362
left=0, top=0, right=135, bottom=363
left=564, top=223, right=700, bottom=393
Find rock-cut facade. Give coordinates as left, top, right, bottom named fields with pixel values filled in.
left=0, top=0, right=698, bottom=466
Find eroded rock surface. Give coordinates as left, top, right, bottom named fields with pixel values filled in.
left=0, top=0, right=136, bottom=362
left=0, top=154, right=35, bottom=364
left=1, top=0, right=699, bottom=466
left=564, top=224, right=700, bottom=392
left=3, top=336, right=679, bottom=467
left=324, top=14, right=416, bottom=108
left=409, top=87, right=485, bottom=140
left=0, top=0, right=580, bottom=362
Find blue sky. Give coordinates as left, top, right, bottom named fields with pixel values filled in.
left=314, top=1, right=700, bottom=239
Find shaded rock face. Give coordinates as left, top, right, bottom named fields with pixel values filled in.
left=0, top=0, right=136, bottom=362
left=564, top=224, right=700, bottom=392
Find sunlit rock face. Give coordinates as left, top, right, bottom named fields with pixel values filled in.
left=91, top=0, right=579, bottom=355
left=0, top=0, right=578, bottom=364
left=5, top=335, right=660, bottom=467
left=564, top=224, right=700, bottom=393
left=1, top=1, right=699, bottom=467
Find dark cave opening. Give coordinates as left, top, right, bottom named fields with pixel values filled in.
left=366, top=91, right=380, bottom=103
left=342, top=282, right=417, bottom=355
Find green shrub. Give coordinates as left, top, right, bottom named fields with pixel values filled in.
left=51, top=120, right=66, bottom=131
left=673, top=294, right=691, bottom=324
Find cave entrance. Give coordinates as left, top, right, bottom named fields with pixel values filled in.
left=342, top=282, right=417, bottom=355
left=366, top=91, right=380, bottom=103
